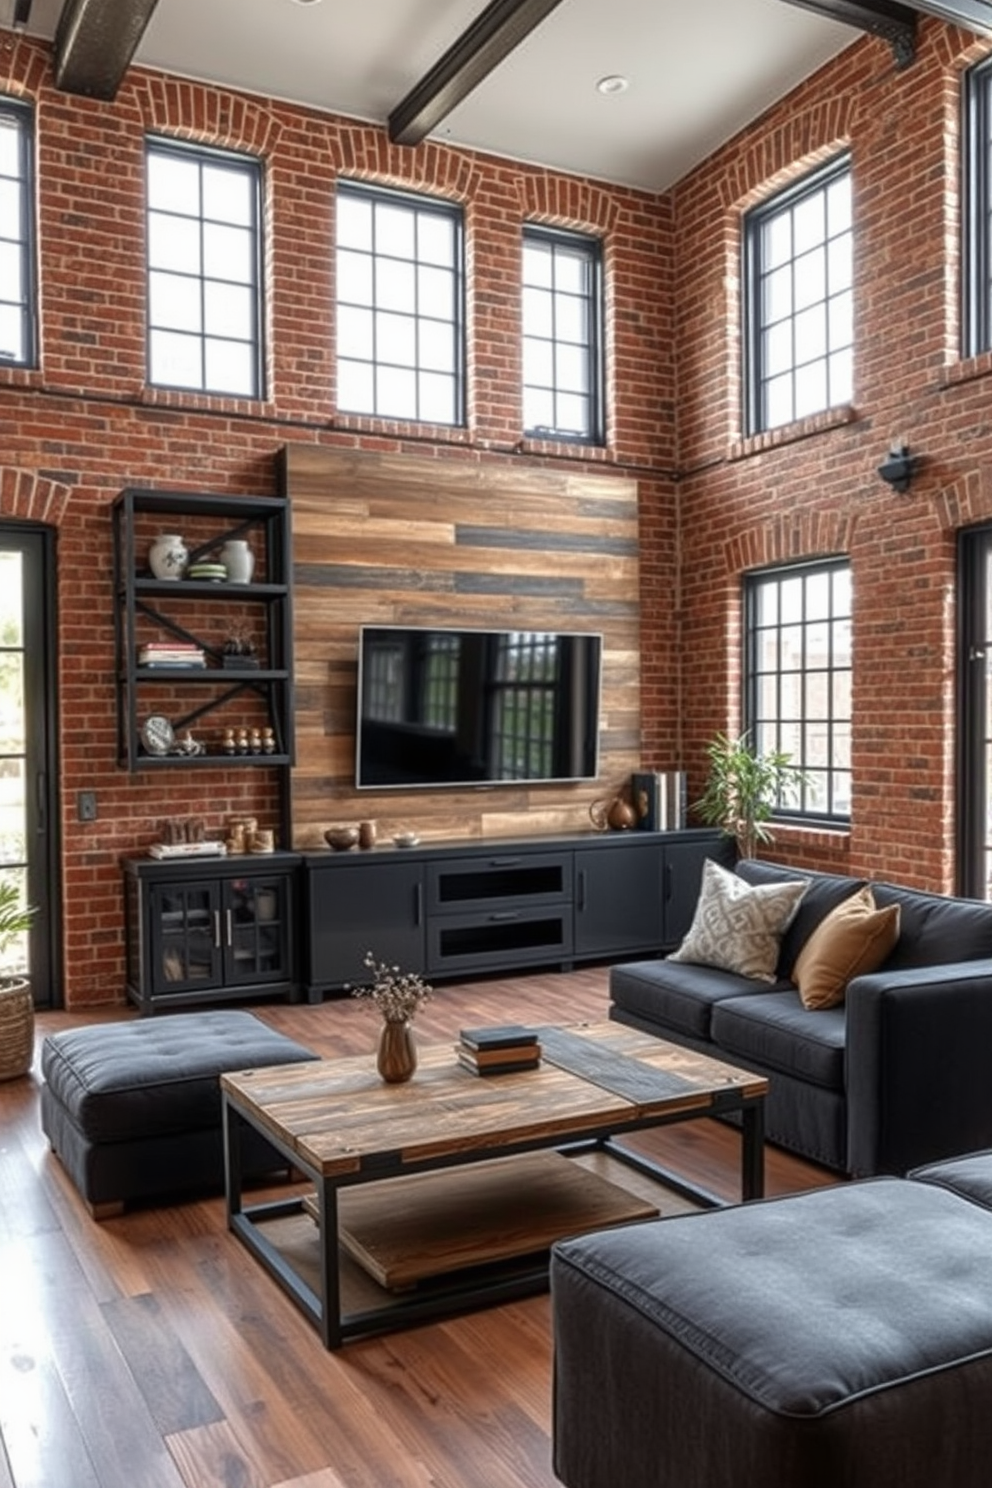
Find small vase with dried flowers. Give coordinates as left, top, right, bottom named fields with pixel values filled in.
left=350, top=952, right=432, bottom=1084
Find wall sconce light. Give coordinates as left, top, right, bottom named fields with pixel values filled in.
left=877, top=442, right=920, bottom=494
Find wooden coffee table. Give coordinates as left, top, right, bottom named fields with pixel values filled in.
left=221, top=1021, right=767, bottom=1349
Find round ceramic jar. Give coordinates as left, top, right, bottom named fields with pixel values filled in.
left=148, top=534, right=188, bottom=580
left=220, top=538, right=255, bottom=584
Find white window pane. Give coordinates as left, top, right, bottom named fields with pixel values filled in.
left=0, top=179, right=19, bottom=238
left=793, top=247, right=825, bottom=311
left=376, top=257, right=415, bottom=313
left=763, top=264, right=792, bottom=322
left=833, top=771, right=852, bottom=813
left=337, top=304, right=373, bottom=360
left=828, top=290, right=852, bottom=349
left=793, top=192, right=825, bottom=254
left=149, top=213, right=201, bottom=273
left=523, top=337, right=553, bottom=386
left=833, top=671, right=852, bottom=718
left=828, top=236, right=852, bottom=294
left=337, top=249, right=373, bottom=306
left=763, top=320, right=792, bottom=376
left=203, top=222, right=252, bottom=283
left=553, top=251, right=585, bottom=294
left=555, top=343, right=588, bottom=393
left=555, top=391, right=590, bottom=435
left=417, top=212, right=454, bottom=267
left=148, top=152, right=200, bottom=214
left=524, top=386, right=555, bottom=429
left=756, top=582, right=778, bottom=626
left=375, top=202, right=415, bottom=257
left=149, top=270, right=201, bottom=332
left=204, top=280, right=252, bottom=338
left=337, top=193, right=372, bottom=250
left=0, top=305, right=24, bottom=361
left=794, top=303, right=826, bottom=363
left=833, top=616, right=852, bottom=668
left=806, top=570, right=830, bottom=620
left=832, top=567, right=852, bottom=617
left=150, top=328, right=202, bottom=388
left=523, top=240, right=553, bottom=287
left=828, top=347, right=853, bottom=404
left=554, top=293, right=587, bottom=345
left=0, top=122, right=19, bottom=178
left=762, top=212, right=792, bottom=270
left=418, top=370, right=455, bottom=424
left=523, top=285, right=553, bottom=337
left=0, top=242, right=22, bottom=302
left=203, top=164, right=252, bottom=226
left=794, top=359, right=827, bottom=417
left=376, top=364, right=417, bottom=418
left=338, top=357, right=374, bottom=412
left=417, top=264, right=454, bottom=320
left=376, top=309, right=416, bottom=367
left=205, top=339, right=254, bottom=395
left=827, top=177, right=851, bottom=235
left=419, top=318, right=455, bottom=372
left=764, top=373, right=793, bottom=428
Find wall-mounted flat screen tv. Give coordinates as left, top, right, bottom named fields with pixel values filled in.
left=355, top=625, right=602, bottom=789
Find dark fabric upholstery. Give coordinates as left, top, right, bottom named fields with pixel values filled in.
left=735, top=860, right=868, bottom=979
left=609, top=957, right=775, bottom=1041
left=910, top=1149, right=992, bottom=1210
left=870, top=881, right=992, bottom=969
left=552, top=1179, right=992, bottom=1488
left=711, top=990, right=845, bottom=1090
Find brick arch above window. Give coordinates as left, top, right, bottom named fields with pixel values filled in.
left=722, top=509, right=858, bottom=576
left=0, top=468, right=73, bottom=526
left=720, top=103, right=855, bottom=214
left=516, top=174, right=620, bottom=235
left=0, top=35, right=47, bottom=94
left=136, top=74, right=283, bottom=157
left=331, top=128, right=484, bottom=203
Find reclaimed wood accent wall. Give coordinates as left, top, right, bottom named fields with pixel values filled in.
left=280, top=444, right=641, bottom=849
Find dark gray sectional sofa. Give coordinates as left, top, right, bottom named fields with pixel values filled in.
left=609, top=859, right=992, bottom=1176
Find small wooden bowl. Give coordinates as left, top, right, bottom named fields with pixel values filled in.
left=324, top=826, right=359, bottom=851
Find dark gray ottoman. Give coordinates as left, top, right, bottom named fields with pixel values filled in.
left=552, top=1179, right=992, bottom=1488
left=41, top=1011, right=318, bottom=1217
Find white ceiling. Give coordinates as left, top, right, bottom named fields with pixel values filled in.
left=4, top=0, right=855, bottom=192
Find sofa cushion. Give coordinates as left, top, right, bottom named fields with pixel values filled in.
left=870, top=882, right=992, bottom=969
left=909, top=1150, right=992, bottom=1211
left=736, top=860, right=868, bottom=979
left=610, top=957, right=777, bottom=1041
left=793, top=886, right=901, bottom=1009
left=668, top=859, right=807, bottom=983
left=711, top=991, right=846, bottom=1090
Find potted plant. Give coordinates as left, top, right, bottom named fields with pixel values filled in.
left=0, top=875, right=36, bottom=1082
left=694, top=731, right=807, bottom=859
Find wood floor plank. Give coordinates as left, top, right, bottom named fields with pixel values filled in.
left=165, top=1420, right=266, bottom=1488
left=101, top=1292, right=224, bottom=1436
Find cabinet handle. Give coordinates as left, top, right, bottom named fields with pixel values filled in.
left=226, top=909, right=233, bottom=946
left=488, top=856, right=522, bottom=867
left=213, top=910, right=222, bottom=948
left=414, top=883, right=423, bottom=926
left=488, top=910, right=520, bottom=922
left=665, top=860, right=672, bottom=902
left=577, top=869, right=586, bottom=912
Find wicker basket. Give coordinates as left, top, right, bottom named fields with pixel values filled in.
left=0, top=977, right=33, bottom=1081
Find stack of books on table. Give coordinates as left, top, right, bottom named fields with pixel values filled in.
left=138, top=642, right=206, bottom=668
left=457, top=1024, right=542, bottom=1076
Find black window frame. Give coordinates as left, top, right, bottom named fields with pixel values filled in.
left=335, top=179, right=466, bottom=428
left=963, top=56, right=992, bottom=359
left=521, top=223, right=605, bottom=445
left=744, top=556, right=853, bottom=825
left=0, top=98, right=37, bottom=370
left=145, top=134, right=265, bottom=400
left=957, top=523, right=992, bottom=897
left=743, top=154, right=853, bottom=437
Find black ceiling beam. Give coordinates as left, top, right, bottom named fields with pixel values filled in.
left=780, top=0, right=919, bottom=66
left=389, top=0, right=568, bottom=146
left=53, top=0, right=159, bottom=101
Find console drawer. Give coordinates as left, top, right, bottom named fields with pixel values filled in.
left=426, top=852, right=571, bottom=914
left=426, top=905, right=572, bottom=974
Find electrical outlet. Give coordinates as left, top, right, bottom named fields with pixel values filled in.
left=77, top=790, right=97, bottom=822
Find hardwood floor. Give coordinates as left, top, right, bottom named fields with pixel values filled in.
left=0, top=967, right=836, bottom=1488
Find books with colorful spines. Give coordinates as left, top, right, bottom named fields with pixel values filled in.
left=459, top=1024, right=539, bottom=1052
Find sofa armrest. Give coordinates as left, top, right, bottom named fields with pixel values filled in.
left=845, top=959, right=992, bottom=1177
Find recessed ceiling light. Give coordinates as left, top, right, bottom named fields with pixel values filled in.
left=596, top=75, right=629, bottom=96
left=291, top=0, right=323, bottom=6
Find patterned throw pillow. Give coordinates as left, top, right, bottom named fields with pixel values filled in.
left=668, top=859, right=809, bottom=983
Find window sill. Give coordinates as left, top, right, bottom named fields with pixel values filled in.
left=729, top=404, right=859, bottom=462
left=941, top=353, right=992, bottom=390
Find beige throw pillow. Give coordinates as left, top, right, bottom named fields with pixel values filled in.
left=667, top=859, right=808, bottom=983
left=793, top=886, right=901, bottom=1010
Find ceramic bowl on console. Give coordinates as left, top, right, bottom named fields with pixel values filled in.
left=324, top=826, right=360, bottom=851
left=393, top=831, right=420, bottom=849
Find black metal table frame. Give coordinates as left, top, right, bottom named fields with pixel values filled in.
left=223, top=1082, right=765, bottom=1351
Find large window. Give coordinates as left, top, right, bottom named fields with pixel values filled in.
left=743, top=158, right=852, bottom=435
left=336, top=181, right=464, bottom=425
left=0, top=100, right=36, bottom=369
left=964, top=57, right=992, bottom=358
left=145, top=138, right=263, bottom=398
left=522, top=225, right=603, bottom=443
left=958, top=525, right=992, bottom=898
left=745, top=559, right=852, bottom=821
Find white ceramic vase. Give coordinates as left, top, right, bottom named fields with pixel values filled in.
left=221, top=538, right=255, bottom=584
left=148, top=534, right=188, bottom=580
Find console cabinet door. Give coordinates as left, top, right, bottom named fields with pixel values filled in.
left=148, top=879, right=223, bottom=996
left=574, top=842, right=664, bottom=958
left=307, top=860, right=425, bottom=992
left=222, top=873, right=294, bottom=988
left=662, top=837, right=735, bottom=947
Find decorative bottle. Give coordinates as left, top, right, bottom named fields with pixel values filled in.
left=220, top=538, right=255, bottom=584
left=148, top=534, right=188, bottom=580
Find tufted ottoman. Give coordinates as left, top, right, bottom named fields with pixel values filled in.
left=552, top=1175, right=992, bottom=1488
left=41, top=1010, right=318, bottom=1217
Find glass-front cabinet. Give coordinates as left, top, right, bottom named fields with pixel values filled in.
left=123, top=855, right=300, bottom=1013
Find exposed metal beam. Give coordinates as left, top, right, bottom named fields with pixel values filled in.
left=53, top=0, right=159, bottom=101
left=389, top=0, right=567, bottom=147
left=780, top=0, right=918, bottom=66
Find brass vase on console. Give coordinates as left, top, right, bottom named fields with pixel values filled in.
left=589, top=786, right=637, bottom=831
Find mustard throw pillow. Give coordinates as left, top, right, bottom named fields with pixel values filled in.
left=793, top=886, right=900, bottom=1010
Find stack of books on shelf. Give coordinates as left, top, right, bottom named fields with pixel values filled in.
left=138, top=642, right=206, bottom=668
left=457, top=1024, right=541, bottom=1076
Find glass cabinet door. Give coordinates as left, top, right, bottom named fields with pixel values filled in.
left=223, top=875, right=290, bottom=986
left=149, top=880, right=222, bottom=993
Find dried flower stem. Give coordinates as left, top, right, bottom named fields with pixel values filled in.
left=350, top=952, right=432, bottom=1023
